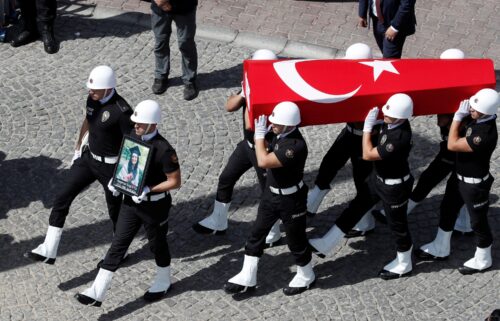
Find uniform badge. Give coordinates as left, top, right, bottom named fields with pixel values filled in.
left=386, top=143, right=394, bottom=152
left=274, top=144, right=279, bottom=151
left=102, top=111, right=110, bottom=123
left=466, top=127, right=472, bottom=137
left=380, top=134, right=387, bottom=145
left=285, top=149, right=294, bottom=158
left=171, top=154, right=178, bottom=163
left=473, top=136, right=482, bottom=145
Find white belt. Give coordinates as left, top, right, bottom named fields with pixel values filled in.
left=346, top=125, right=363, bottom=136
left=146, top=192, right=169, bottom=202
left=270, top=181, right=304, bottom=195
left=247, top=140, right=254, bottom=149
left=457, top=173, right=489, bottom=184
left=377, top=174, right=410, bottom=185
left=90, top=152, right=118, bottom=164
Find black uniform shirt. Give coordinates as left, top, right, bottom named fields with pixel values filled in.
left=86, top=92, right=134, bottom=157
left=438, top=124, right=455, bottom=160
left=456, top=116, right=498, bottom=177
left=375, top=120, right=412, bottom=179
left=129, top=132, right=180, bottom=189
left=151, top=0, right=198, bottom=16
left=241, top=102, right=255, bottom=144
left=266, top=128, right=308, bottom=188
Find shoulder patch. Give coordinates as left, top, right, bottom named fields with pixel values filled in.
left=285, top=149, right=294, bottom=158
left=386, top=143, right=394, bottom=152
left=473, top=136, right=482, bottom=145
left=116, top=98, right=132, bottom=113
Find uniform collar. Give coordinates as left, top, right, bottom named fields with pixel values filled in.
left=387, top=119, right=406, bottom=130
left=476, top=114, right=496, bottom=124
left=142, top=129, right=158, bottom=142
left=99, top=88, right=115, bottom=104
left=277, top=126, right=296, bottom=140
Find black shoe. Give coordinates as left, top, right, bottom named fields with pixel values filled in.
left=458, top=265, right=490, bottom=275
left=144, top=288, right=169, bottom=302
left=378, top=269, right=412, bottom=280
left=39, top=24, right=58, bottom=54
left=371, top=209, right=387, bottom=224
left=282, top=280, right=315, bottom=296
left=224, top=282, right=255, bottom=294
left=74, top=293, right=102, bottom=307
left=24, top=251, right=55, bottom=265
left=344, top=228, right=374, bottom=238
left=183, top=83, right=198, bottom=101
left=192, top=223, right=226, bottom=235
left=10, top=30, right=38, bottom=47
left=306, top=211, right=316, bottom=218
left=152, top=78, right=168, bottom=95
left=415, top=249, right=448, bottom=261
left=308, top=243, right=325, bottom=259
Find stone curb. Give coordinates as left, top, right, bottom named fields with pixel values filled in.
left=78, top=5, right=343, bottom=59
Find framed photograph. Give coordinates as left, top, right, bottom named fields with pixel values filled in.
left=112, top=136, right=153, bottom=197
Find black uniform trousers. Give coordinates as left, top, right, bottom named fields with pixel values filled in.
left=49, top=151, right=121, bottom=230
left=410, top=145, right=454, bottom=202
left=439, top=174, right=494, bottom=248
left=20, top=0, right=57, bottom=29
left=315, top=128, right=372, bottom=191
left=101, top=195, right=172, bottom=272
left=336, top=173, right=414, bottom=252
left=372, top=17, right=407, bottom=58
left=216, top=140, right=266, bottom=203
left=245, top=186, right=311, bottom=266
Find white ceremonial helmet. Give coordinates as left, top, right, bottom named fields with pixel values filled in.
left=268, top=101, right=301, bottom=126
left=131, top=100, right=162, bottom=124
left=344, top=43, right=373, bottom=59
left=86, top=65, right=116, bottom=89
left=382, top=93, right=413, bottom=119
left=469, top=88, right=499, bottom=115
left=440, top=48, right=465, bottom=59
left=252, top=49, right=277, bottom=60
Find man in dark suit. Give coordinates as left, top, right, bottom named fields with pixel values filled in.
left=358, top=0, right=416, bottom=58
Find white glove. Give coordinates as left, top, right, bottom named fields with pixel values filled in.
left=363, top=107, right=379, bottom=132
left=453, top=100, right=470, bottom=121
left=107, top=179, right=120, bottom=197
left=71, top=150, right=81, bottom=165
left=254, top=115, right=268, bottom=140
left=132, top=186, right=150, bottom=204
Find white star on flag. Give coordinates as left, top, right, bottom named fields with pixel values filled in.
left=359, top=60, right=400, bottom=81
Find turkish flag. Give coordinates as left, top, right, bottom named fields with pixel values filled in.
left=243, top=59, right=496, bottom=126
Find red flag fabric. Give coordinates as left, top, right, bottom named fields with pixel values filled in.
left=243, top=59, right=496, bottom=127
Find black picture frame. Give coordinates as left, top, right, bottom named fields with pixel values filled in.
left=111, top=136, right=153, bottom=197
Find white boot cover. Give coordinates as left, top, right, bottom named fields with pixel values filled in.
left=309, top=225, right=345, bottom=257
left=81, top=268, right=114, bottom=303
left=32, top=225, right=63, bottom=259
left=306, top=185, right=329, bottom=214
left=228, top=255, right=259, bottom=287
left=288, top=262, right=315, bottom=288
left=383, top=247, right=413, bottom=275
left=454, top=206, right=473, bottom=233
left=148, top=266, right=171, bottom=293
left=419, top=228, right=452, bottom=258
left=265, top=220, right=281, bottom=245
left=464, top=246, right=492, bottom=271
left=198, top=200, right=230, bottom=231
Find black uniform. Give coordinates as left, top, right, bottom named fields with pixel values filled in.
left=438, top=116, right=497, bottom=247
left=19, top=0, right=57, bottom=30
left=49, top=92, right=133, bottom=229
left=335, top=120, right=414, bottom=252
left=245, top=129, right=311, bottom=266
left=215, top=99, right=266, bottom=203
left=315, top=122, right=380, bottom=192
left=410, top=124, right=455, bottom=202
left=101, top=132, right=180, bottom=271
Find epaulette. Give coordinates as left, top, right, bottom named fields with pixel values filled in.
left=116, top=97, right=132, bottom=113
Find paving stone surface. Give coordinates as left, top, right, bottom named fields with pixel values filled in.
left=0, top=4, right=499, bottom=321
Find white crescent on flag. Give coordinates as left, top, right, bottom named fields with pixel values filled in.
left=273, top=59, right=362, bottom=104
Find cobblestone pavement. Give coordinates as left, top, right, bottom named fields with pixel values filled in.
left=66, top=0, right=500, bottom=67
left=0, top=6, right=500, bottom=321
